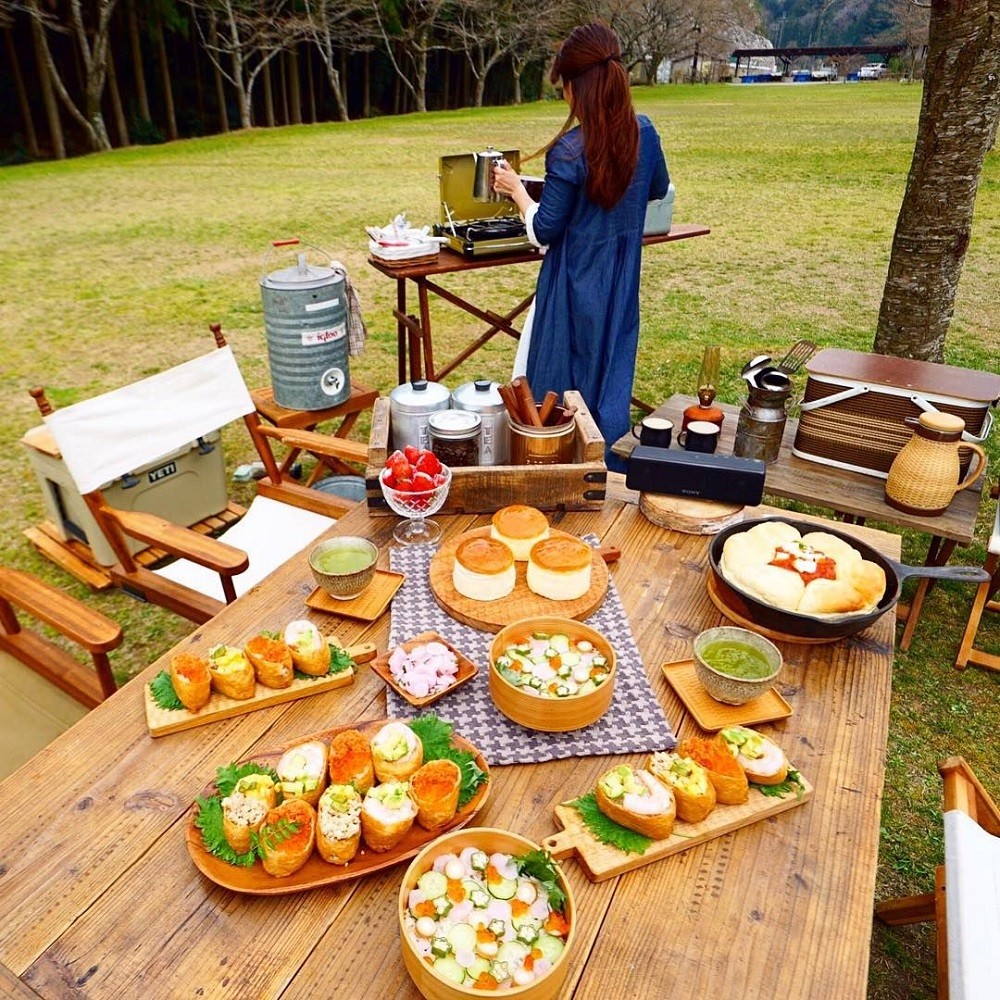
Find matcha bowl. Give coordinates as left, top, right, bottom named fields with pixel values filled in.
left=692, top=626, right=781, bottom=706
left=308, top=536, right=378, bottom=600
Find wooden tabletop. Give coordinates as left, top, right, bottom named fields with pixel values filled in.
left=0, top=491, right=898, bottom=998
left=612, top=393, right=984, bottom=545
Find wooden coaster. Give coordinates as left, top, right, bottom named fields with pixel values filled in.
left=305, top=569, right=405, bottom=621
left=428, top=527, right=609, bottom=633
left=705, top=573, right=835, bottom=646
left=639, top=492, right=745, bottom=535
left=661, top=659, right=792, bottom=732
left=369, top=631, right=479, bottom=708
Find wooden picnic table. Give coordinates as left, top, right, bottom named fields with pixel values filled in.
left=0, top=484, right=898, bottom=998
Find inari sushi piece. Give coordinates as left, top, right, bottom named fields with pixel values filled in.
left=328, top=729, right=375, bottom=794
left=646, top=751, right=717, bottom=824
left=169, top=652, right=212, bottom=711
left=221, top=787, right=269, bottom=854
left=284, top=619, right=330, bottom=676
left=316, top=784, right=363, bottom=864
left=245, top=633, right=294, bottom=689
left=595, top=764, right=676, bottom=840
left=258, top=798, right=317, bottom=877
left=277, top=740, right=329, bottom=807
left=207, top=644, right=255, bottom=700
left=719, top=727, right=790, bottom=786
left=409, top=759, right=462, bottom=831
left=677, top=735, right=749, bottom=805
left=360, top=780, right=417, bottom=852
left=370, top=721, right=423, bottom=784
left=232, top=772, right=279, bottom=810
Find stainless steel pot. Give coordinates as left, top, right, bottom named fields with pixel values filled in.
left=472, top=146, right=505, bottom=202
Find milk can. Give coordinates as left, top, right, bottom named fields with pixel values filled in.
left=451, top=379, right=510, bottom=465
left=260, top=239, right=351, bottom=410
left=389, top=379, right=450, bottom=452
left=733, top=384, right=791, bottom=464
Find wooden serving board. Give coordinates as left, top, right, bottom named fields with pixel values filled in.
left=639, top=492, right=745, bottom=535
left=705, top=574, right=834, bottom=645
left=543, top=770, right=813, bottom=883
left=428, top=526, right=609, bottom=633
left=143, top=643, right=377, bottom=737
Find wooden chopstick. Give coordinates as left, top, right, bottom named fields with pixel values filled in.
left=538, top=391, right=559, bottom=426
left=512, top=377, right=543, bottom=427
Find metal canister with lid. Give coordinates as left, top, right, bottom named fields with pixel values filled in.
left=451, top=379, right=510, bottom=465
left=389, top=379, right=450, bottom=452
left=427, top=410, right=481, bottom=467
left=733, top=383, right=791, bottom=464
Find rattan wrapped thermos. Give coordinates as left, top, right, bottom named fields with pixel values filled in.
left=884, top=412, right=987, bottom=515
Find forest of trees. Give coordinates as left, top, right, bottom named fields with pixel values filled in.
left=0, top=0, right=922, bottom=163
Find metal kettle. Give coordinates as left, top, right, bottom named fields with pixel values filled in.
left=472, top=146, right=504, bottom=202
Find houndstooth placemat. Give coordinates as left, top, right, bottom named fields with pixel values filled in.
left=387, top=537, right=676, bottom=765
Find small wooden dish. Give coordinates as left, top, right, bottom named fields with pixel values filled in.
left=305, top=568, right=405, bottom=621
left=661, top=659, right=792, bottom=731
left=370, top=631, right=478, bottom=707
left=489, top=617, right=616, bottom=732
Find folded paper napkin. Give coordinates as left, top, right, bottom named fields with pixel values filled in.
left=367, top=213, right=440, bottom=262
left=387, top=537, right=677, bottom=765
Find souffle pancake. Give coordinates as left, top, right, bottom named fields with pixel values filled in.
left=371, top=721, right=423, bottom=783
left=258, top=798, right=317, bottom=877
left=595, top=764, right=676, bottom=840
left=526, top=536, right=592, bottom=601
left=490, top=504, right=549, bottom=561
left=452, top=536, right=516, bottom=602
left=316, top=783, right=363, bottom=865
left=328, top=729, right=375, bottom=794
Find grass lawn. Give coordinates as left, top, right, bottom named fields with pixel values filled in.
left=1, top=80, right=998, bottom=998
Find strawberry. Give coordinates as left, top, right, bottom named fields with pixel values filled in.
left=415, top=450, right=443, bottom=476
left=411, top=471, right=436, bottom=493
left=403, top=445, right=421, bottom=464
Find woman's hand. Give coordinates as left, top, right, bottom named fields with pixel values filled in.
left=493, top=161, right=534, bottom=215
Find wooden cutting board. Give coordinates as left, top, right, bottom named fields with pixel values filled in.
left=428, top=526, right=609, bottom=633
left=143, top=643, right=377, bottom=737
left=542, top=770, right=813, bottom=883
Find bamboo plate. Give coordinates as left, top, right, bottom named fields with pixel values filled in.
left=661, top=659, right=793, bottom=732
left=304, top=569, right=406, bottom=621
left=428, top=527, right=609, bottom=633
left=185, top=717, right=491, bottom=895
left=544, top=767, right=812, bottom=883
left=144, top=642, right=377, bottom=737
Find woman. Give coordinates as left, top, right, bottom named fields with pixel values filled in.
left=493, top=22, right=669, bottom=470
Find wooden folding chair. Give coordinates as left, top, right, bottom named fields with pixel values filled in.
left=875, top=757, right=1000, bottom=999
left=30, top=327, right=367, bottom=625
left=0, top=565, right=123, bottom=708
left=955, top=483, right=1000, bottom=671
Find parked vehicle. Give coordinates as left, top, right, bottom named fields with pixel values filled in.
left=859, top=63, right=886, bottom=80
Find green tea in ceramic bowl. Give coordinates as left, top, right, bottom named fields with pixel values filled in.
left=692, top=626, right=781, bottom=706
left=309, top=536, right=378, bottom=600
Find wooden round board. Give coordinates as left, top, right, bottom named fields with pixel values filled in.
left=639, top=492, right=745, bottom=535
left=705, top=573, right=835, bottom=646
left=429, top=526, right=609, bottom=633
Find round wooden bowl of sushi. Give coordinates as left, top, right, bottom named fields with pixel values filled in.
left=488, top=616, right=617, bottom=732
left=398, top=826, right=577, bottom=999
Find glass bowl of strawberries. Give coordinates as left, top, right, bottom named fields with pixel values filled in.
left=379, top=447, right=452, bottom=545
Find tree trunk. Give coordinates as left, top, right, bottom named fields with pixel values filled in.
left=512, top=56, right=522, bottom=106
left=105, top=46, right=131, bottom=146
left=874, top=0, right=1000, bottom=362
left=209, top=14, right=229, bottom=132
left=363, top=51, right=370, bottom=118
left=126, top=0, right=151, bottom=122
left=305, top=46, right=316, bottom=123
left=5, top=26, right=40, bottom=157
left=31, top=16, right=64, bottom=158
left=263, top=61, right=275, bottom=126
left=288, top=46, right=302, bottom=124
left=155, top=23, right=178, bottom=141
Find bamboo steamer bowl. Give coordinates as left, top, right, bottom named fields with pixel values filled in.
left=398, top=827, right=577, bottom=1000
left=488, top=617, right=616, bottom=732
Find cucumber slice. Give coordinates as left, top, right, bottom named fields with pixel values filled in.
left=467, top=956, right=491, bottom=980
left=497, top=941, right=530, bottom=966
left=510, top=908, right=538, bottom=930
left=488, top=875, right=517, bottom=900
left=432, top=957, right=466, bottom=984
left=536, top=931, right=565, bottom=963
left=447, top=923, right=477, bottom=953
left=417, top=870, right=448, bottom=900
left=550, top=633, right=571, bottom=653
left=560, top=650, right=581, bottom=667
left=577, top=679, right=597, bottom=696
left=530, top=631, right=550, bottom=641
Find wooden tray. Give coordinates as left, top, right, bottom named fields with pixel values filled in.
left=369, top=631, right=479, bottom=707
left=661, top=659, right=793, bottom=731
left=305, top=569, right=406, bottom=621
left=429, top=526, right=609, bottom=633
left=544, top=769, right=813, bottom=883
left=706, top=573, right=834, bottom=645
left=144, top=643, right=377, bottom=737
left=185, top=717, right=490, bottom=895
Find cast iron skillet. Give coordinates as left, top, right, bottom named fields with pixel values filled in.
left=707, top=516, right=990, bottom=641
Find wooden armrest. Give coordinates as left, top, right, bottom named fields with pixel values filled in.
left=940, top=756, right=1000, bottom=836
left=259, top=425, right=369, bottom=465
left=106, top=509, right=249, bottom=575
left=0, top=566, right=122, bottom=654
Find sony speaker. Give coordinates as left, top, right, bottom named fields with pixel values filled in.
left=625, top=446, right=766, bottom=506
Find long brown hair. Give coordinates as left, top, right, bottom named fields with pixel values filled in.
left=544, top=22, right=639, bottom=210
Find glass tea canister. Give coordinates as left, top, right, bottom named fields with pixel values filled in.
left=427, top=410, right=482, bottom=467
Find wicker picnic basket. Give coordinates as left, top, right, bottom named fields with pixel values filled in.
left=791, top=349, right=1000, bottom=479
